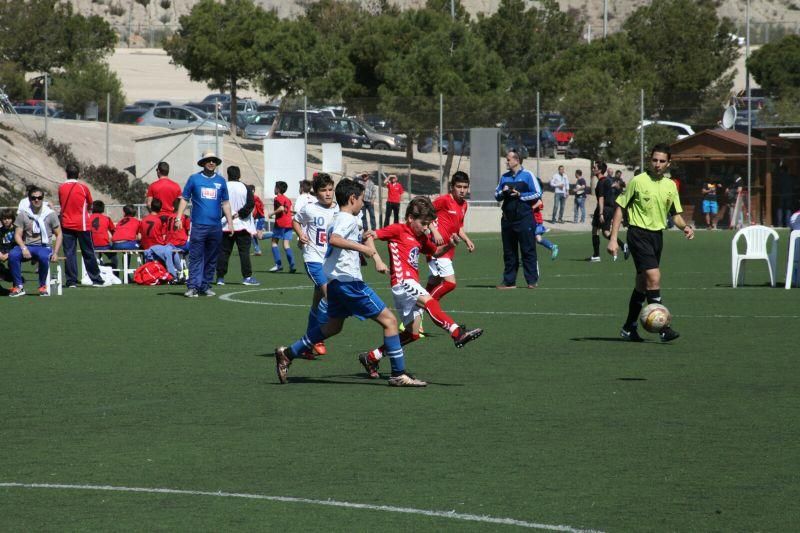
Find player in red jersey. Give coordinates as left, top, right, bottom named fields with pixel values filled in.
left=426, top=171, right=475, bottom=302
left=89, top=200, right=117, bottom=268
left=358, top=197, right=483, bottom=379
left=139, top=199, right=168, bottom=250
left=112, top=204, right=141, bottom=250
left=269, top=180, right=296, bottom=272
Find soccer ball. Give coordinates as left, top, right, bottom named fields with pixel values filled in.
left=639, top=303, right=671, bottom=333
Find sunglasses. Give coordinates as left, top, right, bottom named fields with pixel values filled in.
left=29, top=196, right=44, bottom=201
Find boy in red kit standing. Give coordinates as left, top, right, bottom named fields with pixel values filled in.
left=269, top=181, right=296, bottom=272
left=382, top=173, right=404, bottom=226
left=358, top=197, right=483, bottom=379
left=426, top=171, right=475, bottom=302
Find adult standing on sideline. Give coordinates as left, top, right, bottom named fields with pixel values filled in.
left=146, top=161, right=182, bottom=214
left=360, top=172, right=378, bottom=230
left=550, top=165, right=569, bottom=223
left=494, top=150, right=541, bottom=289
left=573, top=169, right=587, bottom=223
left=701, top=178, right=719, bottom=229
left=216, top=166, right=259, bottom=286
left=58, top=163, right=105, bottom=287
left=383, top=174, right=404, bottom=226
left=609, top=144, right=693, bottom=343
left=175, top=151, right=234, bottom=298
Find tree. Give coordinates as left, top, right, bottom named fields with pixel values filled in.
left=622, top=0, right=738, bottom=122
left=0, top=0, right=116, bottom=73
left=0, top=62, right=31, bottom=101
left=50, top=61, right=125, bottom=117
left=164, top=0, right=278, bottom=130
left=747, top=35, right=800, bottom=97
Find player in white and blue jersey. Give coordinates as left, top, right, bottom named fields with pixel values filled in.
left=275, top=179, right=427, bottom=387
left=292, top=173, right=339, bottom=357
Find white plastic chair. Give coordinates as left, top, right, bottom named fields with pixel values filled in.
left=731, top=225, right=779, bottom=288
left=785, top=230, right=800, bottom=289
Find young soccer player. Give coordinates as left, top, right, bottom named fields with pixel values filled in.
left=425, top=171, right=475, bottom=301
left=531, top=198, right=559, bottom=259
left=112, top=204, right=141, bottom=250
left=269, top=181, right=296, bottom=273
left=89, top=200, right=117, bottom=268
left=275, top=178, right=427, bottom=387
left=358, top=197, right=484, bottom=380
left=292, top=172, right=338, bottom=357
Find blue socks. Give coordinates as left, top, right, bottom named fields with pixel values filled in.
left=538, top=238, right=554, bottom=250
left=271, top=245, right=282, bottom=267
left=383, top=334, right=406, bottom=374
left=289, top=325, right=325, bottom=359
left=306, top=298, right=329, bottom=332
left=285, top=248, right=295, bottom=269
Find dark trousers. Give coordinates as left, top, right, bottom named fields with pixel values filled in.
left=62, top=228, right=101, bottom=285
left=188, top=224, right=222, bottom=292
left=384, top=202, right=400, bottom=226
left=501, top=216, right=539, bottom=286
left=217, top=230, right=253, bottom=278
left=361, top=202, right=376, bottom=230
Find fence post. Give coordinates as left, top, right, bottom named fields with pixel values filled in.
left=106, top=93, right=110, bottom=166
left=377, top=163, right=384, bottom=227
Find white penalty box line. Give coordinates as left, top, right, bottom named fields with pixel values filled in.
left=0, top=482, right=602, bottom=532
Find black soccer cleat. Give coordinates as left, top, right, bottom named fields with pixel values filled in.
left=453, top=326, right=483, bottom=348
left=620, top=326, right=644, bottom=342
left=659, top=326, right=680, bottom=343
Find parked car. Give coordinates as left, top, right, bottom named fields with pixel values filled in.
left=185, top=101, right=221, bottom=115
left=358, top=120, right=406, bottom=151
left=130, top=99, right=171, bottom=109
left=136, top=105, right=228, bottom=131
left=52, top=109, right=80, bottom=120
left=201, top=93, right=232, bottom=104
left=114, top=107, right=148, bottom=124
left=639, top=120, right=695, bottom=140
left=241, top=112, right=276, bottom=140
left=269, top=111, right=370, bottom=148
left=13, top=105, right=41, bottom=115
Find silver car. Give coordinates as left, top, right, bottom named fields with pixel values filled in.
left=136, top=105, right=228, bottom=131
left=241, top=112, right=276, bottom=140
left=357, top=120, right=406, bottom=151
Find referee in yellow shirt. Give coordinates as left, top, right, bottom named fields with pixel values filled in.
left=608, top=144, right=694, bottom=342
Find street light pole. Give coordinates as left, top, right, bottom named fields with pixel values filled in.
left=746, top=0, right=752, bottom=224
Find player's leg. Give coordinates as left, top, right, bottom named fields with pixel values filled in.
left=416, top=286, right=482, bottom=348
left=282, top=235, right=296, bottom=271
left=428, top=258, right=456, bottom=300
left=270, top=233, right=282, bottom=270
left=370, top=308, right=426, bottom=386
left=360, top=285, right=422, bottom=375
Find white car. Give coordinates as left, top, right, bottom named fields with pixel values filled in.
left=137, top=105, right=228, bottom=131
left=639, top=120, right=695, bottom=140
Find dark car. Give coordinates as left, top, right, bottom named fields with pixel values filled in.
left=270, top=112, right=370, bottom=148
left=113, top=107, right=149, bottom=124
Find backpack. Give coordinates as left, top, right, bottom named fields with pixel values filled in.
left=133, top=261, right=173, bottom=285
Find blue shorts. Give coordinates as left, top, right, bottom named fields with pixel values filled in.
left=535, top=223, right=547, bottom=236
left=255, top=217, right=266, bottom=231
left=326, top=279, right=386, bottom=320
left=702, top=200, right=718, bottom=214
left=305, top=261, right=328, bottom=288
left=272, top=226, right=293, bottom=240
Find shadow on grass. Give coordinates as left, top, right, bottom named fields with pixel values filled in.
left=617, top=377, right=648, bottom=381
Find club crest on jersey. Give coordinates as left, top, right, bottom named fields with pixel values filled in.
left=408, top=247, right=419, bottom=269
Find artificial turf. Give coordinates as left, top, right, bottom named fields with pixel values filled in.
left=1, top=228, right=798, bottom=531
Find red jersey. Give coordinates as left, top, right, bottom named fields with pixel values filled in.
left=89, top=213, right=115, bottom=247
left=433, top=193, right=468, bottom=260
left=113, top=216, right=141, bottom=242
left=58, top=180, right=93, bottom=231
left=165, top=214, right=190, bottom=246
left=274, top=194, right=293, bottom=228
left=146, top=177, right=182, bottom=214
left=532, top=201, right=544, bottom=225
left=386, top=181, right=404, bottom=203
left=376, top=223, right=437, bottom=286
left=140, top=213, right=167, bottom=249
left=254, top=196, right=265, bottom=218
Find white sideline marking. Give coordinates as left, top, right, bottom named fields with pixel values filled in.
left=0, top=482, right=601, bottom=532
left=220, top=288, right=800, bottom=319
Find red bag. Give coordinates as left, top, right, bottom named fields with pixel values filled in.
left=133, top=261, right=173, bottom=285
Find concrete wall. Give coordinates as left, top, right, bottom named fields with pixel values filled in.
left=134, top=128, right=224, bottom=185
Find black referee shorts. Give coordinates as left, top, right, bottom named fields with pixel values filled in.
left=591, top=206, right=615, bottom=231
left=627, top=225, right=663, bottom=273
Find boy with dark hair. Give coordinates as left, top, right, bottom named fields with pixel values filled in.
left=250, top=184, right=265, bottom=255
left=425, top=171, right=475, bottom=301
left=275, top=178, right=427, bottom=387
left=292, top=172, right=338, bottom=357
left=269, top=180, right=296, bottom=273
left=146, top=161, right=181, bottom=214
left=358, top=197, right=483, bottom=379
left=589, top=161, right=628, bottom=262
left=140, top=199, right=167, bottom=250
left=609, top=143, right=694, bottom=342
left=89, top=200, right=117, bottom=268
left=112, top=204, right=141, bottom=250
left=0, top=209, right=16, bottom=288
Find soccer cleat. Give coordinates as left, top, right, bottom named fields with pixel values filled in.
left=398, top=321, right=405, bottom=332
left=358, top=352, right=380, bottom=379
left=38, top=286, right=49, bottom=297
left=242, top=277, right=261, bottom=286
left=620, top=326, right=644, bottom=342
left=588, top=256, right=601, bottom=262
left=184, top=288, right=199, bottom=298
left=526, top=284, right=538, bottom=289
left=551, top=244, right=559, bottom=260
left=289, top=267, right=297, bottom=274
left=9, top=286, right=25, bottom=298
left=216, top=278, right=225, bottom=285
left=388, top=373, right=427, bottom=387
left=201, top=289, right=216, bottom=297
left=454, top=326, right=483, bottom=348
left=623, top=242, right=631, bottom=260
left=659, top=326, right=680, bottom=342
left=495, top=284, right=516, bottom=290
left=275, top=346, right=293, bottom=384
left=269, top=265, right=282, bottom=272
left=312, top=342, right=327, bottom=356
left=418, top=321, right=426, bottom=338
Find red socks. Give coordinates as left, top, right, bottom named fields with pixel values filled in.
left=424, top=298, right=458, bottom=336
left=429, top=280, right=456, bottom=301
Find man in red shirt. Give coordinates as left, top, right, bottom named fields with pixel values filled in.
left=426, top=171, right=475, bottom=301
left=89, top=200, right=117, bottom=269
left=269, top=180, right=296, bottom=272
left=58, top=163, right=106, bottom=287
left=382, top=173, right=404, bottom=226
left=146, top=161, right=182, bottom=214
left=358, top=197, right=483, bottom=379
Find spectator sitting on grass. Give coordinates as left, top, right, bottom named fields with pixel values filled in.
left=112, top=204, right=141, bottom=251
left=0, top=208, right=16, bottom=291
left=89, top=200, right=117, bottom=269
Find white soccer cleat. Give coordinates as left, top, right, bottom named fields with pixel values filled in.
left=387, top=373, right=427, bottom=387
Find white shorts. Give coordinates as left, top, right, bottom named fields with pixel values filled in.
left=391, top=280, right=429, bottom=325
left=427, top=257, right=455, bottom=278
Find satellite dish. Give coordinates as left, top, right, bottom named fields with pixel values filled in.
left=722, top=105, right=737, bottom=129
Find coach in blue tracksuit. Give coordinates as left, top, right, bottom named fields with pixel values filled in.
left=494, top=149, right=542, bottom=289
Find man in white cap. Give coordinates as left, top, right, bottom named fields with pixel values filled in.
left=175, top=151, right=234, bottom=297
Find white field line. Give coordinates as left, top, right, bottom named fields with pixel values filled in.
left=219, top=287, right=800, bottom=319
left=0, top=482, right=602, bottom=532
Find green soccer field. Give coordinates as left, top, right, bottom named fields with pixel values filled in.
left=2, top=229, right=799, bottom=532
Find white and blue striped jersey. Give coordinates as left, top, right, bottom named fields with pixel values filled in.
left=324, top=211, right=363, bottom=283
left=293, top=200, right=339, bottom=264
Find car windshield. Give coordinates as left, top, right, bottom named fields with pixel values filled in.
left=251, top=114, right=274, bottom=125
left=359, top=122, right=376, bottom=133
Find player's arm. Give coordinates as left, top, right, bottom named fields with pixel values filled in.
left=519, top=174, right=541, bottom=202
left=458, top=226, right=475, bottom=252
left=271, top=205, right=284, bottom=218
left=429, top=220, right=444, bottom=245
left=51, top=225, right=63, bottom=261
left=671, top=213, right=694, bottom=240
left=221, top=201, right=234, bottom=234
left=292, top=218, right=309, bottom=245
left=174, top=197, right=188, bottom=229
left=607, top=206, right=624, bottom=256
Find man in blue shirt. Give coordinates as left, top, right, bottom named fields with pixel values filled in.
left=494, top=150, right=542, bottom=288
left=175, top=151, right=234, bottom=297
